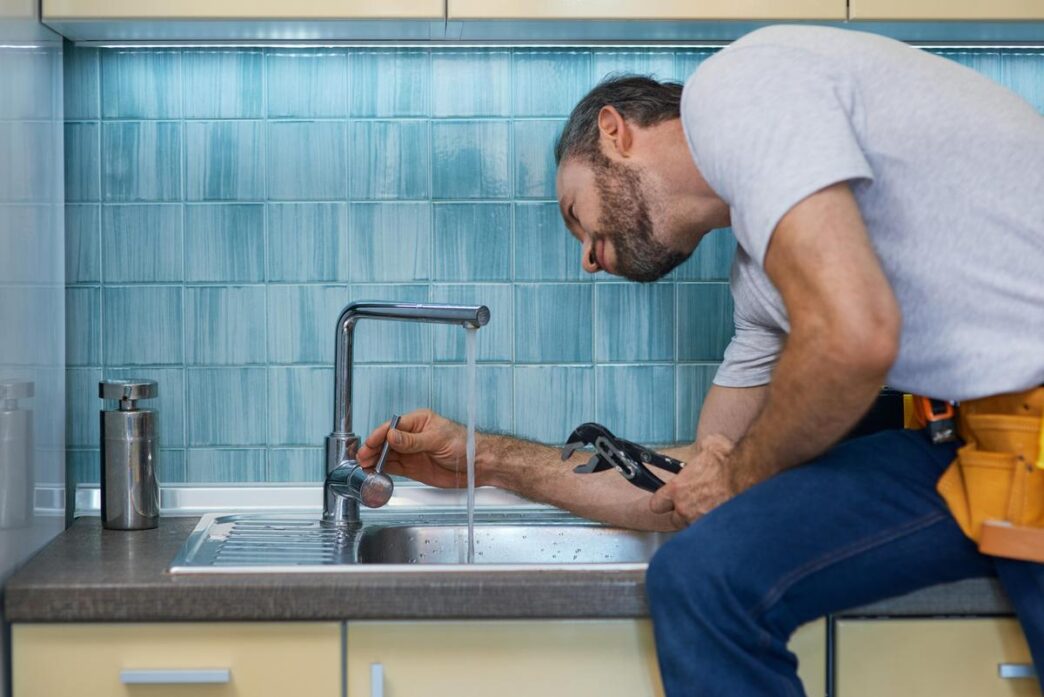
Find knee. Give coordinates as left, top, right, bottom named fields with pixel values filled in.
left=647, top=533, right=687, bottom=600
left=647, top=519, right=738, bottom=614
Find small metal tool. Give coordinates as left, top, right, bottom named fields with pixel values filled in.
left=349, top=414, right=400, bottom=509
left=561, top=422, right=684, bottom=493
left=374, top=414, right=401, bottom=476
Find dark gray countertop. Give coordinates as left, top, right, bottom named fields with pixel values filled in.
left=2, top=517, right=1012, bottom=623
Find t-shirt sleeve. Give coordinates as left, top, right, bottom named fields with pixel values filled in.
left=683, top=45, right=874, bottom=266
left=713, top=314, right=786, bottom=388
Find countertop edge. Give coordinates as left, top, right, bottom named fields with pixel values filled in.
left=2, top=517, right=1014, bottom=623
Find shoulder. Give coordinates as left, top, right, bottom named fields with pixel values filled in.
left=685, top=38, right=826, bottom=99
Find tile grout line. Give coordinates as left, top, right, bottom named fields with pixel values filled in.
left=426, top=47, right=436, bottom=423
left=262, top=46, right=272, bottom=476
left=177, top=47, right=189, bottom=466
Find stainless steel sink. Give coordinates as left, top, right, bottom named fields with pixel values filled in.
left=356, top=521, right=667, bottom=565
left=169, top=512, right=670, bottom=573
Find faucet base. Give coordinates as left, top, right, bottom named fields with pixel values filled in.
left=323, top=484, right=362, bottom=527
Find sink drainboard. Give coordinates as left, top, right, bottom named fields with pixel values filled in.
left=211, top=519, right=353, bottom=566
left=171, top=516, right=355, bottom=571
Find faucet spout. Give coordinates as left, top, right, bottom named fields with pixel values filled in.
left=323, top=301, right=490, bottom=526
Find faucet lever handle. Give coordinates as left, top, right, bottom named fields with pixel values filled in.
left=374, top=414, right=401, bottom=476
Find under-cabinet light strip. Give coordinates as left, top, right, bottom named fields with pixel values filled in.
left=83, top=40, right=732, bottom=48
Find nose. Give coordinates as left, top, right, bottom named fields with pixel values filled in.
left=581, top=238, right=600, bottom=274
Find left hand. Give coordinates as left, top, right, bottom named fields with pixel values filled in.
left=649, top=434, right=737, bottom=529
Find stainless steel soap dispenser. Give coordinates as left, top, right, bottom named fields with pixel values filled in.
left=0, top=380, right=34, bottom=528
left=99, top=379, right=159, bottom=530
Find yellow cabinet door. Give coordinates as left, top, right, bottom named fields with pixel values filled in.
left=42, top=0, right=442, bottom=20
left=836, top=618, right=1042, bottom=697
left=13, top=622, right=341, bottom=697
left=849, top=0, right=1044, bottom=20
left=346, top=619, right=825, bottom=697
left=448, top=0, right=846, bottom=20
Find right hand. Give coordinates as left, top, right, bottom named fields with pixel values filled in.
left=356, top=409, right=471, bottom=489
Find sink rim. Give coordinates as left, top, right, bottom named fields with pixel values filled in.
left=169, top=512, right=661, bottom=575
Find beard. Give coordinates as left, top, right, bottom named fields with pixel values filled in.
left=590, top=153, right=690, bottom=283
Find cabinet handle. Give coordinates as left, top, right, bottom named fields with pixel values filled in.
left=120, top=669, right=231, bottom=684
left=999, top=663, right=1037, bottom=680
left=371, top=662, right=384, bottom=697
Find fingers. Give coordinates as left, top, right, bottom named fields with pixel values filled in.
left=649, top=482, right=676, bottom=515
left=360, top=455, right=405, bottom=477
left=358, top=409, right=436, bottom=463
left=650, top=481, right=703, bottom=528
left=386, top=426, right=436, bottom=454
left=358, top=422, right=392, bottom=464
left=395, top=408, right=434, bottom=433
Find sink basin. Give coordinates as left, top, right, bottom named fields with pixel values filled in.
left=356, top=521, right=667, bottom=565
left=169, top=513, right=670, bottom=573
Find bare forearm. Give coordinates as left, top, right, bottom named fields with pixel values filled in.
left=728, top=334, right=886, bottom=492
left=732, top=180, right=900, bottom=493
left=479, top=384, right=767, bottom=530
left=479, top=434, right=684, bottom=532
left=695, top=384, right=768, bottom=442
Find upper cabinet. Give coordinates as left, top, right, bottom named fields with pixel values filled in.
left=43, top=0, right=442, bottom=19
left=849, top=0, right=1044, bottom=20
left=42, top=0, right=444, bottom=40
left=447, top=0, right=846, bottom=20
left=41, top=0, right=1044, bottom=42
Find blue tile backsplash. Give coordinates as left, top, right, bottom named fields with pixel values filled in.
left=63, top=45, right=1044, bottom=484
left=181, top=50, right=264, bottom=120
left=101, top=121, right=182, bottom=201
left=102, top=205, right=182, bottom=283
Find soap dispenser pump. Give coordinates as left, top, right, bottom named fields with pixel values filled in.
left=100, top=380, right=159, bottom=530
left=0, top=380, right=34, bottom=529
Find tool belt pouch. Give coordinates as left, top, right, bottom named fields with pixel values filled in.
left=936, top=387, right=1044, bottom=563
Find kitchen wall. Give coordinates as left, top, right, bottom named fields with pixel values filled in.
left=1, top=4, right=66, bottom=689
left=62, top=45, right=1044, bottom=486
left=0, top=20, right=65, bottom=522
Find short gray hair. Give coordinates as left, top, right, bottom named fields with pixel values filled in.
left=554, top=75, right=684, bottom=165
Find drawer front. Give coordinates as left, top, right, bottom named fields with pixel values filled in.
left=837, top=618, right=1041, bottom=697
left=346, top=619, right=825, bottom=697
left=13, top=622, right=341, bottom=697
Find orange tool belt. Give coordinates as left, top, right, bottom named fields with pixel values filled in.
left=908, top=386, right=1044, bottom=563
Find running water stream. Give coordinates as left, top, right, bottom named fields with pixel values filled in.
left=465, top=325, right=478, bottom=563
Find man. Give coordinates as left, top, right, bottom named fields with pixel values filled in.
left=358, top=25, right=1044, bottom=696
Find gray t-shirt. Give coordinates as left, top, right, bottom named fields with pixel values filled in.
left=682, top=25, right=1044, bottom=402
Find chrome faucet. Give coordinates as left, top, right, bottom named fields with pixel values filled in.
left=323, top=301, right=490, bottom=526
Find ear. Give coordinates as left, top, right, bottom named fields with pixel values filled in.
left=597, top=105, right=634, bottom=157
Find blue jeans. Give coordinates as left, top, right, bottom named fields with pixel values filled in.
left=646, top=429, right=1044, bottom=697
